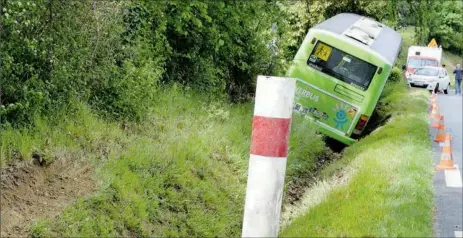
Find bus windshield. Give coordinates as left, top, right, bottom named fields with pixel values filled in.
left=407, top=58, right=438, bottom=68
left=414, top=67, right=439, bottom=76
left=307, top=41, right=378, bottom=91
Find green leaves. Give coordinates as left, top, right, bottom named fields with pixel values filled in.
left=427, top=1, right=463, bottom=54
left=5, top=0, right=454, bottom=128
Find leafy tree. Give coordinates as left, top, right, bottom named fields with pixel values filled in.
left=428, top=0, right=463, bottom=54
left=1, top=0, right=459, bottom=127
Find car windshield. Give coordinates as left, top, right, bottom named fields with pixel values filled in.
left=414, top=68, right=439, bottom=76
left=408, top=58, right=438, bottom=68
left=307, top=41, right=377, bottom=91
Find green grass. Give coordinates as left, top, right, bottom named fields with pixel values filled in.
left=0, top=85, right=326, bottom=237
left=280, top=81, right=434, bottom=237
left=0, top=104, right=127, bottom=167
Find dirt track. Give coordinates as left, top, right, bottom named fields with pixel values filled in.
left=1, top=158, right=97, bottom=237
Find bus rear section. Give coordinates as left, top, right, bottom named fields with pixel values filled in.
left=288, top=39, right=383, bottom=145
left=286, top=13, right=402, bottom=146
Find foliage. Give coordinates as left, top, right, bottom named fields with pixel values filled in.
left=1, top=0, right=460, bottom=127
left=162, top=1, right=285, bottom=102
left=277, top=1, right=329, bottom=61
left=1, top=1, right=450, bottom=236
left=0, top=0, right=51, bottom=125
left=428, top=0, right=463, bottom=54
left=0, top=0, right=287, bottom=126
left=403, top=0, right=463, bottom=55
left=0, top=0, right=167, bottom=125
left=388, top=67, right=403, bottom=83
left=18, top=87, right=325, bottom=237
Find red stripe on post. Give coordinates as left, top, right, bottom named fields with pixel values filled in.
left=250, top=116, right=291, bottom=157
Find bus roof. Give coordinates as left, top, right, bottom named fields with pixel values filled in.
left=312, top=13, right=402, bottom=65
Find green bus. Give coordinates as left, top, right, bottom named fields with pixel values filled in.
left=286, top=13, right=402, bottom=145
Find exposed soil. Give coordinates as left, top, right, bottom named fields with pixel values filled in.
left=284, top=148, right=342, bottom=206
left=1, top=157, right=97, bottom=237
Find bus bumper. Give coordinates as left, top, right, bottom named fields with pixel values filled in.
left=310, top=120, right=357, bottom=146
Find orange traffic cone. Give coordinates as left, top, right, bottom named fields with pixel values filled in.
left=431, top=114, right=441, bottom=129
left=429, top=100, right=437, bottom=110
left=434, top=114, right=444, bottom=129
left=434, top=115, right=446, bottom=141
left=436, top=133, right=456, bottom=170
left=429, top=93, right=437, bottom=104
left=429, top=105, right=440, bottom=119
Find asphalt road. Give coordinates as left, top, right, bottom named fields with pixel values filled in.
left=431, top=90, right=463, bottom=238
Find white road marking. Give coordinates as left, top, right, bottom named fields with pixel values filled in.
left=455, top=231, right=462, bottom=238
left=445, top=165, right=463, bottom=188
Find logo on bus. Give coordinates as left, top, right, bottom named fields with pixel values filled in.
left=333, top=102, right=350, bottom=130
left=293, top=103, right=328, bottom=120
left=296, top=87, right=319, bottom=102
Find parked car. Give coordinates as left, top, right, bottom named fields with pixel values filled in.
left=408, top=66, right=450, bottom=94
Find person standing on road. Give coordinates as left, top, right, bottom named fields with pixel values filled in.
left=453, top=64, right=462, bottom=95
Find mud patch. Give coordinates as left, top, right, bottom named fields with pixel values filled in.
left=280, top=164, right=356, bottom=230
left=284, top=148, right=342, bottom=206
left=1, top=158, right=97, bottom=237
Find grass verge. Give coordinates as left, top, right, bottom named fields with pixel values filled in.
left=0, top=85, right=325, bottom=237
left=280, top=81, right=434, bottom=237
left=0, top=104, right=127, bottom=167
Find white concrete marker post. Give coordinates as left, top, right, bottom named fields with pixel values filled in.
left=242, top=75, right=296, bottom=237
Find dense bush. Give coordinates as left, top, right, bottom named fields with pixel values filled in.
left=428, top=1, right=463, bottom=54
left=0, top=0, right=286, bottom=126
left=1, top=0, right=456, bottom=127
left=161, top=1, right=286, bottom=102
left=0, top=1, right=167, bottom=125
left=388, top=67, right=403, bottom=83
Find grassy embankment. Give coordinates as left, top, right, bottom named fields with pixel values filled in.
left=4, top=26, right=456, bottom=238
left=1, top=85, right=325, bottom=237
left=280, top=80, right=434, bottom=237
